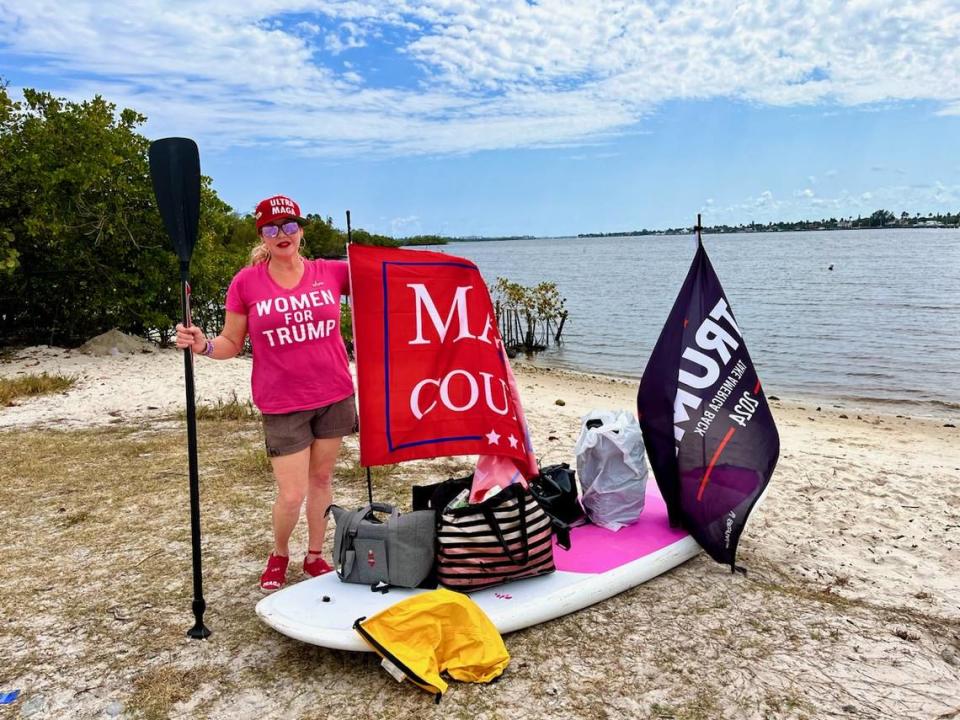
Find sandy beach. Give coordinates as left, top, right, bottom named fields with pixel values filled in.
left=0, top=340, right=958, bottom=719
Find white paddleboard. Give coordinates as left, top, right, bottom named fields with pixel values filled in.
left=256, top=483, right=699, bottom=652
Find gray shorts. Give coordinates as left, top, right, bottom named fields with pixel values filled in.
left=262, top=395, right=358, bottom=457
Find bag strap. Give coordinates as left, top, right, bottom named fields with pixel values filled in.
left=326, top=504, right=363, bottom=577
left=345, top=508, right=367, bottom=540
left=360, top=502, right=399, bottom=518
left=552, top=519, right=571, bottom=551
left=481, top=492, right=530, bottom=566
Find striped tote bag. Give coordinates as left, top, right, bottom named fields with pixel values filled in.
left=436, top=485, right=555, bottom=591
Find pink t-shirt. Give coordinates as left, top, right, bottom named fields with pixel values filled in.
left=225, top=259, right=354, bottom=414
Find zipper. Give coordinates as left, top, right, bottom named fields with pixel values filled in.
left=353, top=617, right=442, bottom=703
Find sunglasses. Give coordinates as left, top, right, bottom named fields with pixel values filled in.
left=260, top=221, right=301, bottom=239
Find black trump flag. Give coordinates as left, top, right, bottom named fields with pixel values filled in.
left=637, top=238, right=779, bottom=568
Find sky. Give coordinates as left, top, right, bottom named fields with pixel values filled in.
left=1, top=0, right=959, bottom=237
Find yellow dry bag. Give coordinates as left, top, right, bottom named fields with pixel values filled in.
left=353, top=588, right=510, bottom=701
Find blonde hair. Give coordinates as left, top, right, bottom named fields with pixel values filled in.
left=250, top=241, right=271, bottom=265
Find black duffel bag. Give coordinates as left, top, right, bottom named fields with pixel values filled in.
left=529, top=463, right=587, bottom=549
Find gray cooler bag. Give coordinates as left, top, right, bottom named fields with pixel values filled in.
left=330, top=502, right=435, bottom=588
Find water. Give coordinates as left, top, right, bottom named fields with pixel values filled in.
left=439, top=229, right=960, bottom=418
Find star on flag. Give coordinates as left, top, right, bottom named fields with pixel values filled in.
left=485, top=429, right=501, bottom=445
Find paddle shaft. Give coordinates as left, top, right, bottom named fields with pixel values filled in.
left=345, top=210, right=373, bottom=505
left=180, top=262, right=210, bottom=638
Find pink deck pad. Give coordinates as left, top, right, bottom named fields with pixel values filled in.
left=553, top=482, right=690, bottom=574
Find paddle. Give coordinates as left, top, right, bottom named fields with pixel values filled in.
left=148, top=137, right=211, bottom=640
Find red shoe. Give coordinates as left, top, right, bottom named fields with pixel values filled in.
left=303, top=551, right=333, bottom=578
left=260, top=553, right=289, bottom=593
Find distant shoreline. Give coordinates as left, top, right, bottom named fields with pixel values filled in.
left=428, top=223, right=959, bottom=244
left=577, top=222, right=959, bottom=239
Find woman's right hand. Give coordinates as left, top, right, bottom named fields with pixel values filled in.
left=175, top=323, right=206, bottom=354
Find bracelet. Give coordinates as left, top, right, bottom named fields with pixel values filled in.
left=203, top=340, right=215, bottom=357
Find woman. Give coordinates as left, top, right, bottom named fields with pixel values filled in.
left=176, top=195, right=356, bottom=592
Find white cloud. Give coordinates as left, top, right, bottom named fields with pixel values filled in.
left=297, top=21, right=322, bottom=35
left=708, top=181, right=960, bottom=224
left=0, top=0, right=958, bottom=155
left=566, top=151, right=619, bottom=161
left=754, top=190, right=777, bottom=207
left=324, top=20, right=368, bottom=54
left=933, top=180, right=953, bottom=203
left=390, top=214, right=421, bottom=235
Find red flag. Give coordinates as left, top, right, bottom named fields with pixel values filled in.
left=471, top=454, right=527, bottom=503
left=348, top=244, right=538, bottom=476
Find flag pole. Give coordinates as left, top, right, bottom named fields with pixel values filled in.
left=345, top=210, right=375, bottom=506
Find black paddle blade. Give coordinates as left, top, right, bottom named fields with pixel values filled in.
left=149, top=137, right=201, bottom=264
